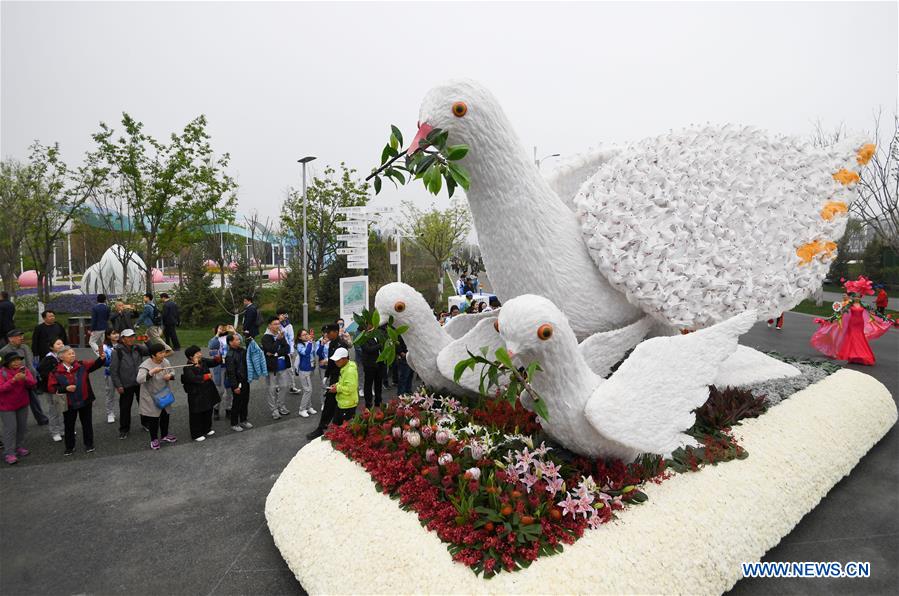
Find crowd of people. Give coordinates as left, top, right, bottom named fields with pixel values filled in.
left=0, top=292, right=421, bottom=464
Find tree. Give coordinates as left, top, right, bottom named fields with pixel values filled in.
left=276, top=255, right=306, bottom=324
left=22, top=142, right=96, bottom=302
left=88, top=113, right=237, bottom=292
left=855, top=114, right=899, bottom=255
left=316, top=258, right=351, bottom=312
left=0, top=160, right=32, bottom=295
left=175, top=251, right=216, bottom=325
left=827, top=218, right=864, bottom=283
left=281, top=163, right=370, bottom=296
left=401, top=198, right=472, bottom=298
left=814, top=115, right=899, bottom=254
left=215, top=254, right=260, bottom=326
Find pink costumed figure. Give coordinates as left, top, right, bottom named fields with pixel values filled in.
left=811, top=276, right=893, bottom=365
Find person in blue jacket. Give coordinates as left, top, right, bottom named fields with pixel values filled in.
left=294, top=329, right=316, bottom=417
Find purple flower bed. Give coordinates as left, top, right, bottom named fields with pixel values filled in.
left=16, top=285, right=71, bottom=296
left=45, top=293, right=133, bottom=314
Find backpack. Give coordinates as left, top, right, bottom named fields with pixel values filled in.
left=151, top=303, right=162, bottom=326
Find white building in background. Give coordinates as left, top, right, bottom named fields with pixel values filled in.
left=81, top=245, right=147, bottom=294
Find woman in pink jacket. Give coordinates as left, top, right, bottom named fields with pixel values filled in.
left=0, top=352, right=37, bottom=464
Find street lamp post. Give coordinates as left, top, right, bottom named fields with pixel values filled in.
left=533, top=146, right=560, bottom=169
left=298, top=156, right=317, bottom=330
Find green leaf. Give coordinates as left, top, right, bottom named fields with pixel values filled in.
left=447, top=162, right=471, bottom=190
left=446, top=175, right=456, bottom=198
left=371, top=308, right=380, bottom=328
left=428, top=165, right=442, bottom=194
left=373, top=176, right=382, bottom=194
left=494, top=347, right=515, bottom=369
left=446, top=145, right=469, bottom=160
left=389, top=134, right=399, bottom=151
left=395, top=325, right=409, bottom=335
left=388, top=169, right=406, bottom=186
left=390, top=125, right=404, bottom=148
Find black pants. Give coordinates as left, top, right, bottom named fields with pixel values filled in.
left=163, top=324, right=180, bottom=350
left=29, top=389, right=49, bottom=425
left=316, top=392, right=338, bottom=431
left=63, top=404, right=93, bottom=451
left=397, top=358, right=414, bottom=395
left=140, top=410, right=170, bottom=441
left=230, top=387, right=249, bottom=425
left=119, top=386, right=140, bottom=433
left=189, top=409, right=213, bottom=439
left=363, top=365, right=384, bottom=408
left=333, top=406, right=356, bottom=426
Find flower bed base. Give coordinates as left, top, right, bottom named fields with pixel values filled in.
left=265, top=369, right=896, bottom=594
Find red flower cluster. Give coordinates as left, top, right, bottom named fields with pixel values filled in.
left=470, top=398, right=540, bottom=435
left=324, top=398, right=668, bottom=577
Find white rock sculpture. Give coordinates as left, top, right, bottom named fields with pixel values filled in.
left=497, top=294, right=755, bottom=459
left=411, top=79, right=868, bottom=332
left=81, top=245, right=147, bottom=295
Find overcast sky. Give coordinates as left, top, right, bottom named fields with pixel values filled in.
left=2, top=1, right=897, bottom=229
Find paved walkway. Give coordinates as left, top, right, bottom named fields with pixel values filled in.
left=1, top=313, right=895, bottom=595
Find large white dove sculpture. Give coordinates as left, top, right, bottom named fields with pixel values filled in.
left=497, top=294, right=756, bottom=459
left=408, top=79, right=872, bottom=333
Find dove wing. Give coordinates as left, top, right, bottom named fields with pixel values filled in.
left=437, top=317, right=507, bottom=396
left=584, top=310, right=756, bottom=457
left=544, top=147, right=620, bottom=210
left=443, top=309, right=499, bottom=339
left=574, top=125, right=869, bottom=329
left=578, top=316, right=653, bottom=378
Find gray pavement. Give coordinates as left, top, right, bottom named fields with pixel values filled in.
left=0, top=312, right=896, bottom=595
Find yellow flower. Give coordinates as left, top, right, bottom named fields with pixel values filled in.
left=796, top=239, right=837, bottom=265
left=820, top=201, right=848, bottom=221
left=832, top=169, right=860, bottom=185
left=856, top=143, right=876, bottom=165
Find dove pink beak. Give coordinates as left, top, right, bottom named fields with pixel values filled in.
left=406, top=122, right=434, bottom=155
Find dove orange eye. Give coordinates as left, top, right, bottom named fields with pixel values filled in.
left=493, top=320, right=499, bottom=332
left=537, top=324, right=553, bottom=341
left=394, top=301, right=406, bottom=313
left=452, top=102, right=467, bottom=117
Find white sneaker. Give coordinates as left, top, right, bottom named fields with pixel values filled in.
left=272, top=411, right=281, bottom=420
left=307, top=408, right=317, bottom=415
left=206, top=430, right=215, bottom=436
left=194, top=436, right=206, bottom=442
left=107, top=414, right=115, bottom=424
left=231, top=425, right=244, bottom=432
left=278, top=406, right=290, bottom=416
left=767, top=322, right=773, bottom=328
left=289, top=387, right=301, bottom=394
left=52, top=434, right=62, bottom=442
left=298, top=410, right=309, bottom=418
left=241, top=421, right=254, bottom=429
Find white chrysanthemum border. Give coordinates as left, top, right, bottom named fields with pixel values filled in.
left=266, top=369, right=896, bottom=594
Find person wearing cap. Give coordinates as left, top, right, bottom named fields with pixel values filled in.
left=0, top=328, right=47, bottom=426
left=109, top=329, right=149, bottom=439
left=46, top=345, right=105, bottom=456
left=0, top=352, right=37, bottom=464
left=180, top=345, right=221, bottom=441
left=36, top=337, right=67, bottom=441
left=327, top=347, right=358, bottom=425
left=136, top=343, right=177, bottom=450
left=305, top=324, right=350, bottom=440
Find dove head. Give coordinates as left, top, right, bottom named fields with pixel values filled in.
left=497, top=294, right=578, bottom=368
left=374, top=282, right=433, bottom=330
left=409, top=79, right=525, bottom=171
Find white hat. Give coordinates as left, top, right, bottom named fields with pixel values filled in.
left=330, top=347, right=349, bottom=361
left=121, top=329, right=136, bottom=337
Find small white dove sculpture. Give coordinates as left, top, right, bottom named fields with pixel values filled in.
left=497, top=294, right=756, bottom=459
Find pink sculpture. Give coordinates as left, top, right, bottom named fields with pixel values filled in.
left=268, top=268, right=288, bottom=282
left=17, top=270, right=38, bottom=288
left=151, top=268, right=165, bottom=283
